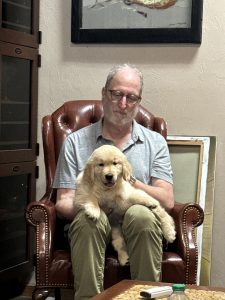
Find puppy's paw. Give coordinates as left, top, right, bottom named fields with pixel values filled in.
left=118, top=250, right=129, bottom=266
left=161, top=217, right=176, bottom=243
left=145, top=197, right=159, bottom=209
left=84, top=204, right=101, bottom=221
left=164, top=226, right=176, bottom=243
left=152, top=206, right=176, bottom=243
left=147, top=204, right=158, bottom=209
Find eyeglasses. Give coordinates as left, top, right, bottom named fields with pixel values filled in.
left=108, top=89, right=141, bottom=105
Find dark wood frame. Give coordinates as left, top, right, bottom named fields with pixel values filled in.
left=71, top=0, right=203, bottom=44
left=0, top=0, right=40, bottom=48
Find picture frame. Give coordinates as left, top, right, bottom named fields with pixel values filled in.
left=167, top=138, right=206, bottom=205
left=71, top=0, right=203, bottom=44
left=167, top=136, right=217, bottom=286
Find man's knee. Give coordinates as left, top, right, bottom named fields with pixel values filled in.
left=122, top=204, right=162, bottom=234
left=69, top=209, right=110, bottom=239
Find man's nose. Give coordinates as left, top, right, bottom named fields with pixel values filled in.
left=118, top=95, right=128, bottom=109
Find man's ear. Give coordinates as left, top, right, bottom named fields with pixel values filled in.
left=102, top=87, right=106, bottom=98
left=122, top=159, right=132, bottom=181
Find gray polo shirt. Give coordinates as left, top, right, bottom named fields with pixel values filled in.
left=53, top=119, right=173, bottom=189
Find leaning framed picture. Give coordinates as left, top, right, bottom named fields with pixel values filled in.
left=71, top=0, right=203, bottom=44
left=167, top=135, right=217, bottom=286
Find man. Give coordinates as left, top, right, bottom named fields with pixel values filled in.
left=53, top=63, right=174, bottom=300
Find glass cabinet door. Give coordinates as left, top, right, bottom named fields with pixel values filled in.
left=1, top=55, right=31, bottom=151
left=0, top=0, right=39, bottom=47
left=0, top=161, right=35, bottom=295
left=2, top=0, right=32, bottom=34
left=0, top=41, right=38, bottom=163
left=0, top=174, right=29, bottom=270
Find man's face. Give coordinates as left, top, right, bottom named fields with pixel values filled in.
left=102, top=69, right=141, bottom=126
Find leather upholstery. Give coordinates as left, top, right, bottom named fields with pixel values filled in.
left=26, top=100, right=204, bottom=298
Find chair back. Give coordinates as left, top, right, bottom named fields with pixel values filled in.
left=42, top=100, right=167, bottom=193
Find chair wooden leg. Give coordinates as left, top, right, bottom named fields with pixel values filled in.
left=32, top=288, right=51, bottom=300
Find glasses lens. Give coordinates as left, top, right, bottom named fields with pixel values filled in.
left=110, top=90, right=123, bottom=101
left=126, top=95, right=139, bottom=104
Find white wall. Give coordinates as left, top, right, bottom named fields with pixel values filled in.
left=37, top=0, right=225, bottom=287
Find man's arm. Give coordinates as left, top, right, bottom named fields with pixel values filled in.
left=134, top=178, right=174, bottom=211
left=55, top=188, right=76, bottom=221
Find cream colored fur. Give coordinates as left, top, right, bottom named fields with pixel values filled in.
left=74, top=145, right=176, bottom=266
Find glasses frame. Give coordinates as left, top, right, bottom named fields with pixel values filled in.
left=108, top=89, right=141, bottom=105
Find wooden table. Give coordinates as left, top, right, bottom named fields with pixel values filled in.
left=91, top=280, right=225, bottom=299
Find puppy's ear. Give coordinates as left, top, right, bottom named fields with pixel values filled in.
left=122, top=159, right=132, bottom=181
left=82, top=160, right=95, bottom=185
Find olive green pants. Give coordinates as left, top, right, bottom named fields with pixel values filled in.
left=68, top=205, right=163, bottom=300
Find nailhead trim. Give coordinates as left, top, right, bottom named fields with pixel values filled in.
left=28, top=205, right=73, bottom=288
left=183, top=206, right=201, bottom=284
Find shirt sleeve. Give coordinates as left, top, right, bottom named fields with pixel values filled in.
left=53, top=136, right=78, bottom=189
left=151, top=136, right=173, bottom=184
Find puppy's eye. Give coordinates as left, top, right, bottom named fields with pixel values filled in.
left=98, top=163, right=104, bottom=167
left=113, top=162, right=118, bottom=166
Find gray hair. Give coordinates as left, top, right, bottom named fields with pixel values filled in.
left=104, top=63, right=143, bottom=95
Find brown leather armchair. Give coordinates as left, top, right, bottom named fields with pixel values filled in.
left=26, top=100, right=204, bottom=299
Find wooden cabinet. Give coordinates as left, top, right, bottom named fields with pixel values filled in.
left=0, top=0, right=39, bottom=297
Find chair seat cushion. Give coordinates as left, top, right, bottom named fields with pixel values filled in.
left=162, top=252, right=185, bottom=283
left=44, top=250, right=185, bottom=288
left=47, top=250, right=73, bottom=287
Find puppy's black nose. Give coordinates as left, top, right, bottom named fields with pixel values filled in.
left=105, top=174, right=113, bottom=182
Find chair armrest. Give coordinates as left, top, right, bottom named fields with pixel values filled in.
left=25, top=190, right=56, bottom=263
left=169, top=202, right=204, bottom=282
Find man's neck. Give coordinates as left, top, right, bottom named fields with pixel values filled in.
left=102, top=119, right=133, bottom=150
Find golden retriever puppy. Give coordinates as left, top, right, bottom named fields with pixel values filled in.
left=74, top=145, right=176, bottom=266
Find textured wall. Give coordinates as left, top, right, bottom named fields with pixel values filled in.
left=37, top=0, right=225, bottom=287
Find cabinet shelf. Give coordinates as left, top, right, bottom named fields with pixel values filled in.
left=0, top=211, right=24, bottom=221
left=0, top=140, right=28, bottom=146
left=0, top=235, right=26, bottom=271
left=0, top=121, right=29, bottom=125
left=0, top=230, right=26, bottom=243
left=3, top=0, right=31, bottom=10
left=0, top=248, right=26, bottom=270
left=2, top=20, right=30, bottom=31
left=1, top=101, right=29, bottom=105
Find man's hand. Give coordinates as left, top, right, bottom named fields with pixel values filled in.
left=55, top=188, right=76, bottom=221
left=134, top=178, right=174, bottom=211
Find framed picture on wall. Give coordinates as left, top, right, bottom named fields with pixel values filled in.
left=71, top=0, right=203, bottom=44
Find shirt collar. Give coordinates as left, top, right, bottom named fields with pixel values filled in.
left=95, top=118, right=144, bottom=143
left=95, top=119, right=104, bottom=142
left=132, top=120, right=144, bottom=143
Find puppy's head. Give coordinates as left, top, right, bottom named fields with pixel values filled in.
left=82, top=145, right=132, bottom=189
